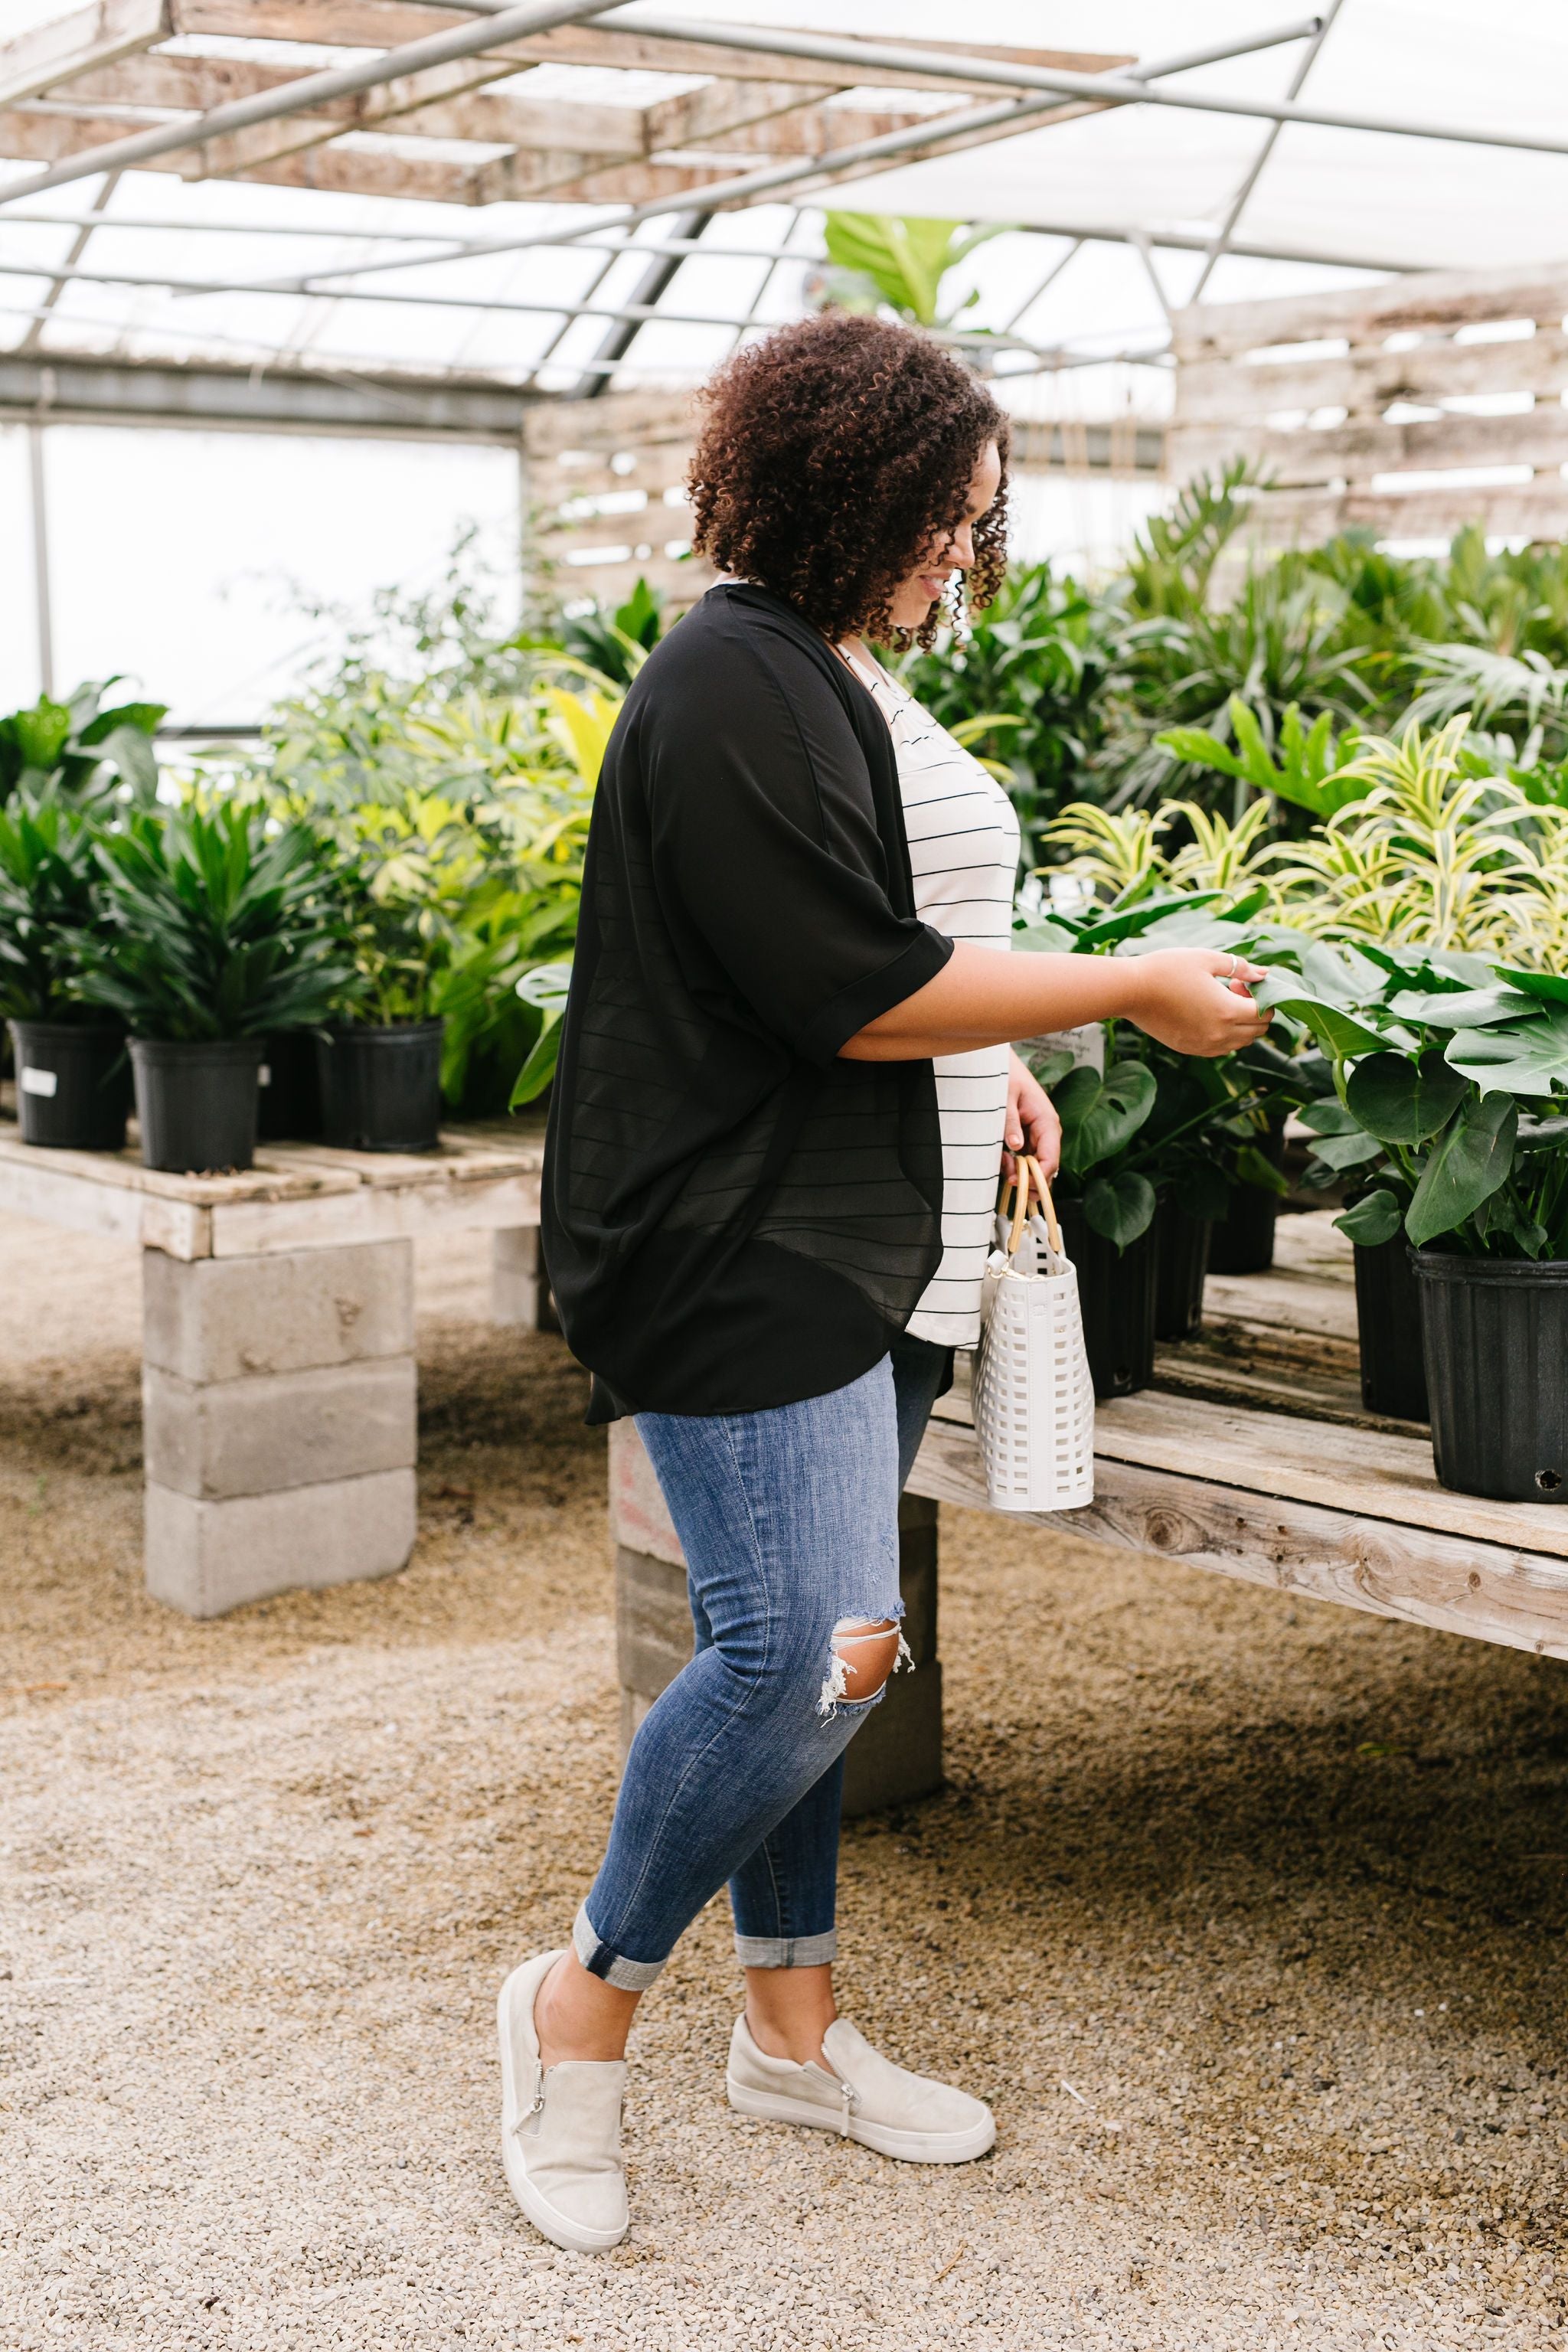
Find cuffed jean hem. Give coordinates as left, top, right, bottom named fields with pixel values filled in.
left=733, top=1929, right=838, bottom=1968
left=573, top=1902, right=665, bottom=1992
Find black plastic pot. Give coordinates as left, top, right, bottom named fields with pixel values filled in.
left=1208, top=1120, right=1288, bottom=1275
left=130, top=1037, right=264, bottom=1174
left=1353, top=1233, right=1429, bottom=1421
left=8, top=1020, right=131, bottom=1151
left=1415, top=1250, right=1568, bottom=1501
left=257, top=1030, right=324, bottom=1142
left=1154, top=1200, right=1211, bottom=1343
left=316, top=1019, right=445, bottom=1153
left=1059, top=1197, right=1156, bottom=1399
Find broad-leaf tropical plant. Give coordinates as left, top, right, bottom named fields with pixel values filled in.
left=817, top=212, right=1008, bottom=328
left=1256, top=937, right=1568, bottom=1257
left=0, top=678, right=164, bottom=805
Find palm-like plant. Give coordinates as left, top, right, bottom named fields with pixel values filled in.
left=1039, top=803, right=1173, bottom=903
left=1269, top=718, right=1541, bottom=953
left=0, top=790, right=106, bottom=1021
left=71, top=804, right=354, bottom=1041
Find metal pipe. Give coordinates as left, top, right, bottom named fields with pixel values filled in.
left=247, top=22, right=1334, bottom=297
left=571, top=206, right=713, bottom=397
left=1, top=211, right=1401, bottom=280
left=0, top=255, right=1042, bottom=350
left=615, top=12, right=1568, bottom=156
left=27, top=424, right=55, bottom=701
left=1189, top=0, right=1347, bottom=302
left=0, top=0, right=617, bottom=208
left=18, top=172, right=121, bottom=354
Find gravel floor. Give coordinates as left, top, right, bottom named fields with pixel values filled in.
left=3, top=1210, right=1568, bottom=2350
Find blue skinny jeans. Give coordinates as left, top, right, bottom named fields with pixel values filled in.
left=574, top=1334, right=951, bottom=1988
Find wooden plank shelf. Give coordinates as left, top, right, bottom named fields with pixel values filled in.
left=913, top=1210, right=1568, bottom=1662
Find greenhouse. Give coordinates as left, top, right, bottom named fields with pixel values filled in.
left=5, top=4, right=1568, bottom=2346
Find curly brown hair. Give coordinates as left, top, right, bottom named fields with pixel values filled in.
left=687, top=312, right=1009, bottom=651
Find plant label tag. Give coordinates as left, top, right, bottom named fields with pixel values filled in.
left=1028, top=1024, right=1105, bottom=1076
left=258, top=1065, right=272, bottom=1087
left=21, top=1067, right=58, bottom=1098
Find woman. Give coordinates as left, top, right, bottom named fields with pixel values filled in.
left=508, top=314, right=1269, bottom=2252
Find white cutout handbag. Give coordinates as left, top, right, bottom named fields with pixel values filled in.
left=972, top=1153, right=1096, bottom=1514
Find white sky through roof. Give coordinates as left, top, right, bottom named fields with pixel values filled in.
left=2, top=2, right=1565, bottom=716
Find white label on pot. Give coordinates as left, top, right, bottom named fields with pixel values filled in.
left=258, top=1065, right=272, bottom=1087
left=21, top=1067, right=58, bottom=1097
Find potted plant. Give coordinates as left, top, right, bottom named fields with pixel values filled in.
left=1259, top=941, right=1568, bottom=1490
left=0, top=790, right=132, bottom=1150
left=314, top=850, right=451, bottom=1154
left=1146, top=1037, right=1315, bottom=1336
left=68, top=802, right=351, bottom=1174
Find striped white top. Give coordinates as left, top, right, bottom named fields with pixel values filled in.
left=844, top=648, right=1020, bottom=1348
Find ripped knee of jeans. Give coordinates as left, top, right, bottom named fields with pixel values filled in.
left=817, top=1613, right=913, bottom=1720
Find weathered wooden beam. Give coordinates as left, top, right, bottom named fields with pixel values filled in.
left=0, top=105, right=484, bottom=202
left=1173, top=263, right=1568, bottom=362
left=1174, top=330, right=1568, bottom=424
left=911, top=1420, right=1568, bottom=1664
left=1237, top=487, right=1568, bottom=545
left=650, top=99, right=947, bottom=162
left=1170, top=404, right=1568, bottom=492
left=0, top=0, right=168, bottom=109
left=471, top=147, right=741, bottom=205
left=46, top=51, right=651, bottom=157
left=640, top=76, right=836, bottom=153
left=168, top=3, right=1130, bottom=96
left=188, top=57, right=528, bottom=178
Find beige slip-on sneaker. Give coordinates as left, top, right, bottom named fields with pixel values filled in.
left=498, top=1949, right=629, bottom=2252
left=727, top=2013, right=995, bottom=2164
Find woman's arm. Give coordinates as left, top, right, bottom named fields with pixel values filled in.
left=839, top=942, right=1271, bottom=1061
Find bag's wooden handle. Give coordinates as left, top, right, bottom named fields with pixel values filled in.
left=1021, top=1154, right=1063, bottom=1254
left=998, top=1155, right=1063, bottom=1258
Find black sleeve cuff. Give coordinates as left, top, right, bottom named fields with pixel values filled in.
left=794, top=924, right=956, bottom=1068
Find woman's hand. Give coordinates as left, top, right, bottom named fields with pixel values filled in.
left=1122, top=949, right=1272, bottom=1057
left=1002, top=1047, right=1061, bottom=1184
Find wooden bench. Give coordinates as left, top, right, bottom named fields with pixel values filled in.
left=0, top=1119, right=546, bottom=1617
left=609, top=1213, right=1568, bottom=1816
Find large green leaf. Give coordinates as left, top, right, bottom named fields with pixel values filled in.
left=508, top=959, right=573, bottom=1108
left=1073, top=892, right=1223, bottom=949
left=1083, top=1169, right=1156, bottom=1248
left=1405, top=1095, right=1517, bottom=1247
left=1336, top=1188, right=1404, bottom=1246
left=1234, top=1142, right=1291, bottom=1195
left=1491, top=965, right=1568, bottom=1007
left=1309, top=1127, right=1387, bottom=1171
left=1389, top=984, right=1537, bottom=1027
left=1055, top=1059, right=1156, bottom=1175
left=1298, top=1096, right=1362, bottom=1135
left=1346, top=1048, right=1467, bottom=1145
left=1252, top=985, right=1390, bottom=1060
left=1446, top=1014, right=1568, bottom=1098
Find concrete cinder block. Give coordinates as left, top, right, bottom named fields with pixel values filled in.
left=616, top=1544, right=694, bottom=1704
left=614, top=1496, right=946, bottom=1817
left=142, top=1355, right=416, bottom=1501
left=841, top=1663, right=942, bottom=1818
left=608, top=1418, right=684, bottom=1566
left=145, top=1468, right=417, bottom=1618
left=491, top=1227, right=560, bottom=1332
left=491, top=1227, right=541, bottom=1329
left=143, top=1240, right=413, bottom=1383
